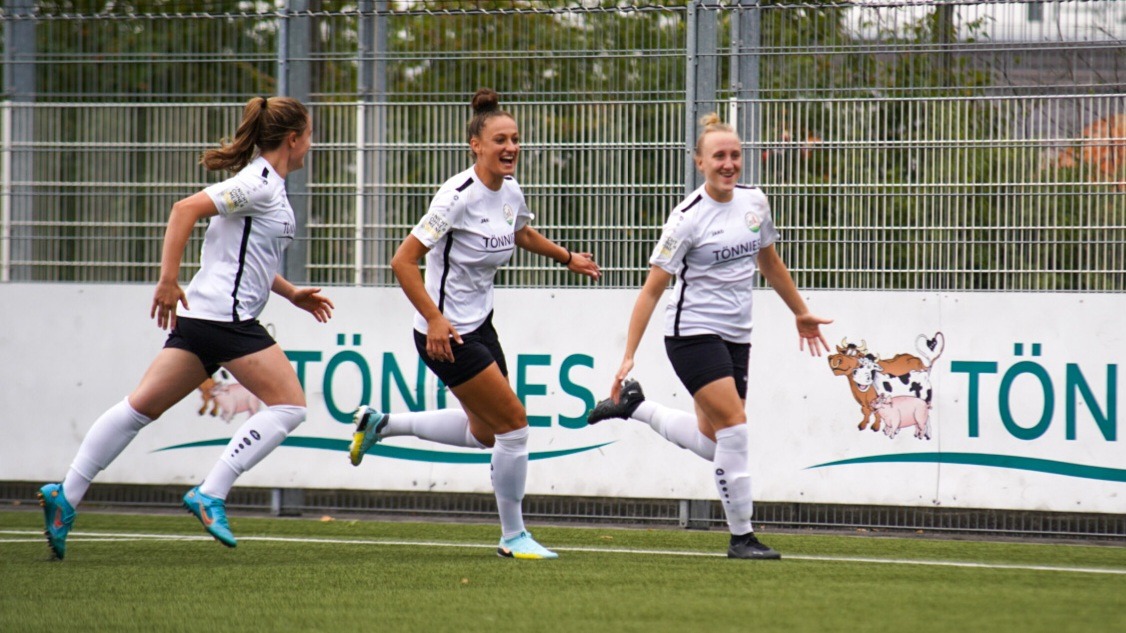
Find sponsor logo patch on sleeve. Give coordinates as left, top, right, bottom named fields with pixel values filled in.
left=220, top=186, right=250, bottom=212
left=418, top=212, right=451, bottom=241
left=657, top=234, right=680, bottom=259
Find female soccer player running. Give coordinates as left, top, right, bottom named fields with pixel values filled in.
left=38, top=97, right=333, bottom=558
left=587, top=114, right=831, bottom=559
left=349, top=88, right=600, bottom=560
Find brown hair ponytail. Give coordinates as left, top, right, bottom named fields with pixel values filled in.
left=201, top=96, right=309, bottom=173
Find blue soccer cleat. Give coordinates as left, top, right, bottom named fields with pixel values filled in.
left=497, top=531, right=559, bottom=560
left=350, top=405, right=389, bottom=466
left=183, top=486, right=237, bottom=548
left=38, top=483, right=76, bottom=560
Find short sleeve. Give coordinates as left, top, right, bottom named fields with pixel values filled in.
left=751, top=191, right=779, bottom=249
left=203, top=174, right=273, bottom=218
left=412, top=187, right=466, bottom=248
left=648, top=212, right=694, bottom=275
left=514, top=194, right=533, bottom=231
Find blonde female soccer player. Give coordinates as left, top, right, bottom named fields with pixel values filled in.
left=588, top=113, right=831, bottom=559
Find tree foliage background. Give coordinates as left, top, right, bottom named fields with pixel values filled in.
left=7, top=0, right=1123, bottom=290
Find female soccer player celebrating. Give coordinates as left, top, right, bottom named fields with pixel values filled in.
left=588, top=113, right=831, bottom=559
left=349, top=89, right=600, bottom=560
left=39, top=96, right=333, bottom=558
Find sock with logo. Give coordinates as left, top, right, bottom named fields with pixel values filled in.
left=380, top=408, right=485, bottom=448
left=713, top=424, right=754, bottom=536
left=491, top=426, right=529, bottom=538
left=199, top=405, right=305, bottom=499
left=63, top=397, right=153, bottom=507
left=630, top=401, right=717, bottom=461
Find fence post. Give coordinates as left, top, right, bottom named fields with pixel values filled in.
left=280, top=0, right=312, bottom=284
left=271, top=488, right=305, bottom=517
left=678, top=499, right=712, bottom=530
left=1, top=102, right=10, bottom=283
left=273, top=1, right=312, bottom=510
left=936, top=0, right=955, bottom=85
left=685, top=1, right=718, bottom=194
left=356, top=0, right=389, bottom=286
left=733, top=0, right=762, bottom=186
left=3, top=0, right=35, bottom=282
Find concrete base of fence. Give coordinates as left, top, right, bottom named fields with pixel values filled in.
left=1, top=482, right=1121, bottom=541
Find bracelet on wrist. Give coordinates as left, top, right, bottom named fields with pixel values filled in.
left=560, top=248, right=572, bottom=266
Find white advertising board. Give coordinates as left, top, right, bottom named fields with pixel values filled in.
left=1, top=284, right=1122, bottom=513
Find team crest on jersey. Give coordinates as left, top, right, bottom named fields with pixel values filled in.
left=502, top=204, right=514, bottom=226
left=221, top=186, right=250, bottom=212
left=745, top=211, right=763, bottom=233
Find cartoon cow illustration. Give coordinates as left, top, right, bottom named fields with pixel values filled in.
left=873, top=395, right=932, bottom=440
left=828, top=332, right=944, bottom=432
left=828, top=342, right=882, bottom=431
left=851, top=355, right=933, bottom=404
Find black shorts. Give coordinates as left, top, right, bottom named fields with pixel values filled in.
left=665, top=334, right=751, bottom=399
left=413, top=312, right=508, bottom=388
left=164, top=316, right=277, bottom=376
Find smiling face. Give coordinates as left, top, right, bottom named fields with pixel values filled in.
left=470, top=114, right=519, bottom=189
left=695, top=130, right=743, bottom=202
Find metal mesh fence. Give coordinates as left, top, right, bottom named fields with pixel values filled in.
left=2, top=1, right=1124, bottom=290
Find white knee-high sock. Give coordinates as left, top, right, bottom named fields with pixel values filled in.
left=380, top=408, right=484, bottom=448
left=631, top=401, right=716, bottom=461
left=491, top=426, right=529, bottom=538
left=713, top=425, right=754, bottom=535
left=199, top=405, right=305, bottom=499
left=63, top=397, right=153, bottom=507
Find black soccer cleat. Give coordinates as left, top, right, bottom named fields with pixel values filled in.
left=727, top=532, right=781, bottom=560
left=586, top=379, right=645, bottom=425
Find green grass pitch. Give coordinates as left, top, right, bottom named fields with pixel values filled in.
left=2, top=509, right=1123, bottom=633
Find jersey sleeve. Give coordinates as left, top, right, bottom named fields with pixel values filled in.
left=411, top=186, right=466, bottom=248
left=514, top=194, right=533, bottom=231
left=203, top=173, right=273, bottom=218
left=753, top=192, right=779, bottom=249
left=648, top=211, right=695, bottom=275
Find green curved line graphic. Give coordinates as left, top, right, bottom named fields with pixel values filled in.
left=807, top=452, right=1126, bottom=483
left=155, top=436, right=614, bottom=464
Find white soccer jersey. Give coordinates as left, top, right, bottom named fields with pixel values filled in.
left=178, top=156, right=295, bottom=322
left=411, top=167, right=533, bottom=334
left=649, top=185, right=779, bottom=344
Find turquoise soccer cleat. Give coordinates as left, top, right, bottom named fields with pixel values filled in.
left=38, top=483, right=76, bottom=560
left=497, top=531, right=559, bottom=560
left=350, top=405, right=389, bottom=466
left=183, top=486, right=237, bottom=548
